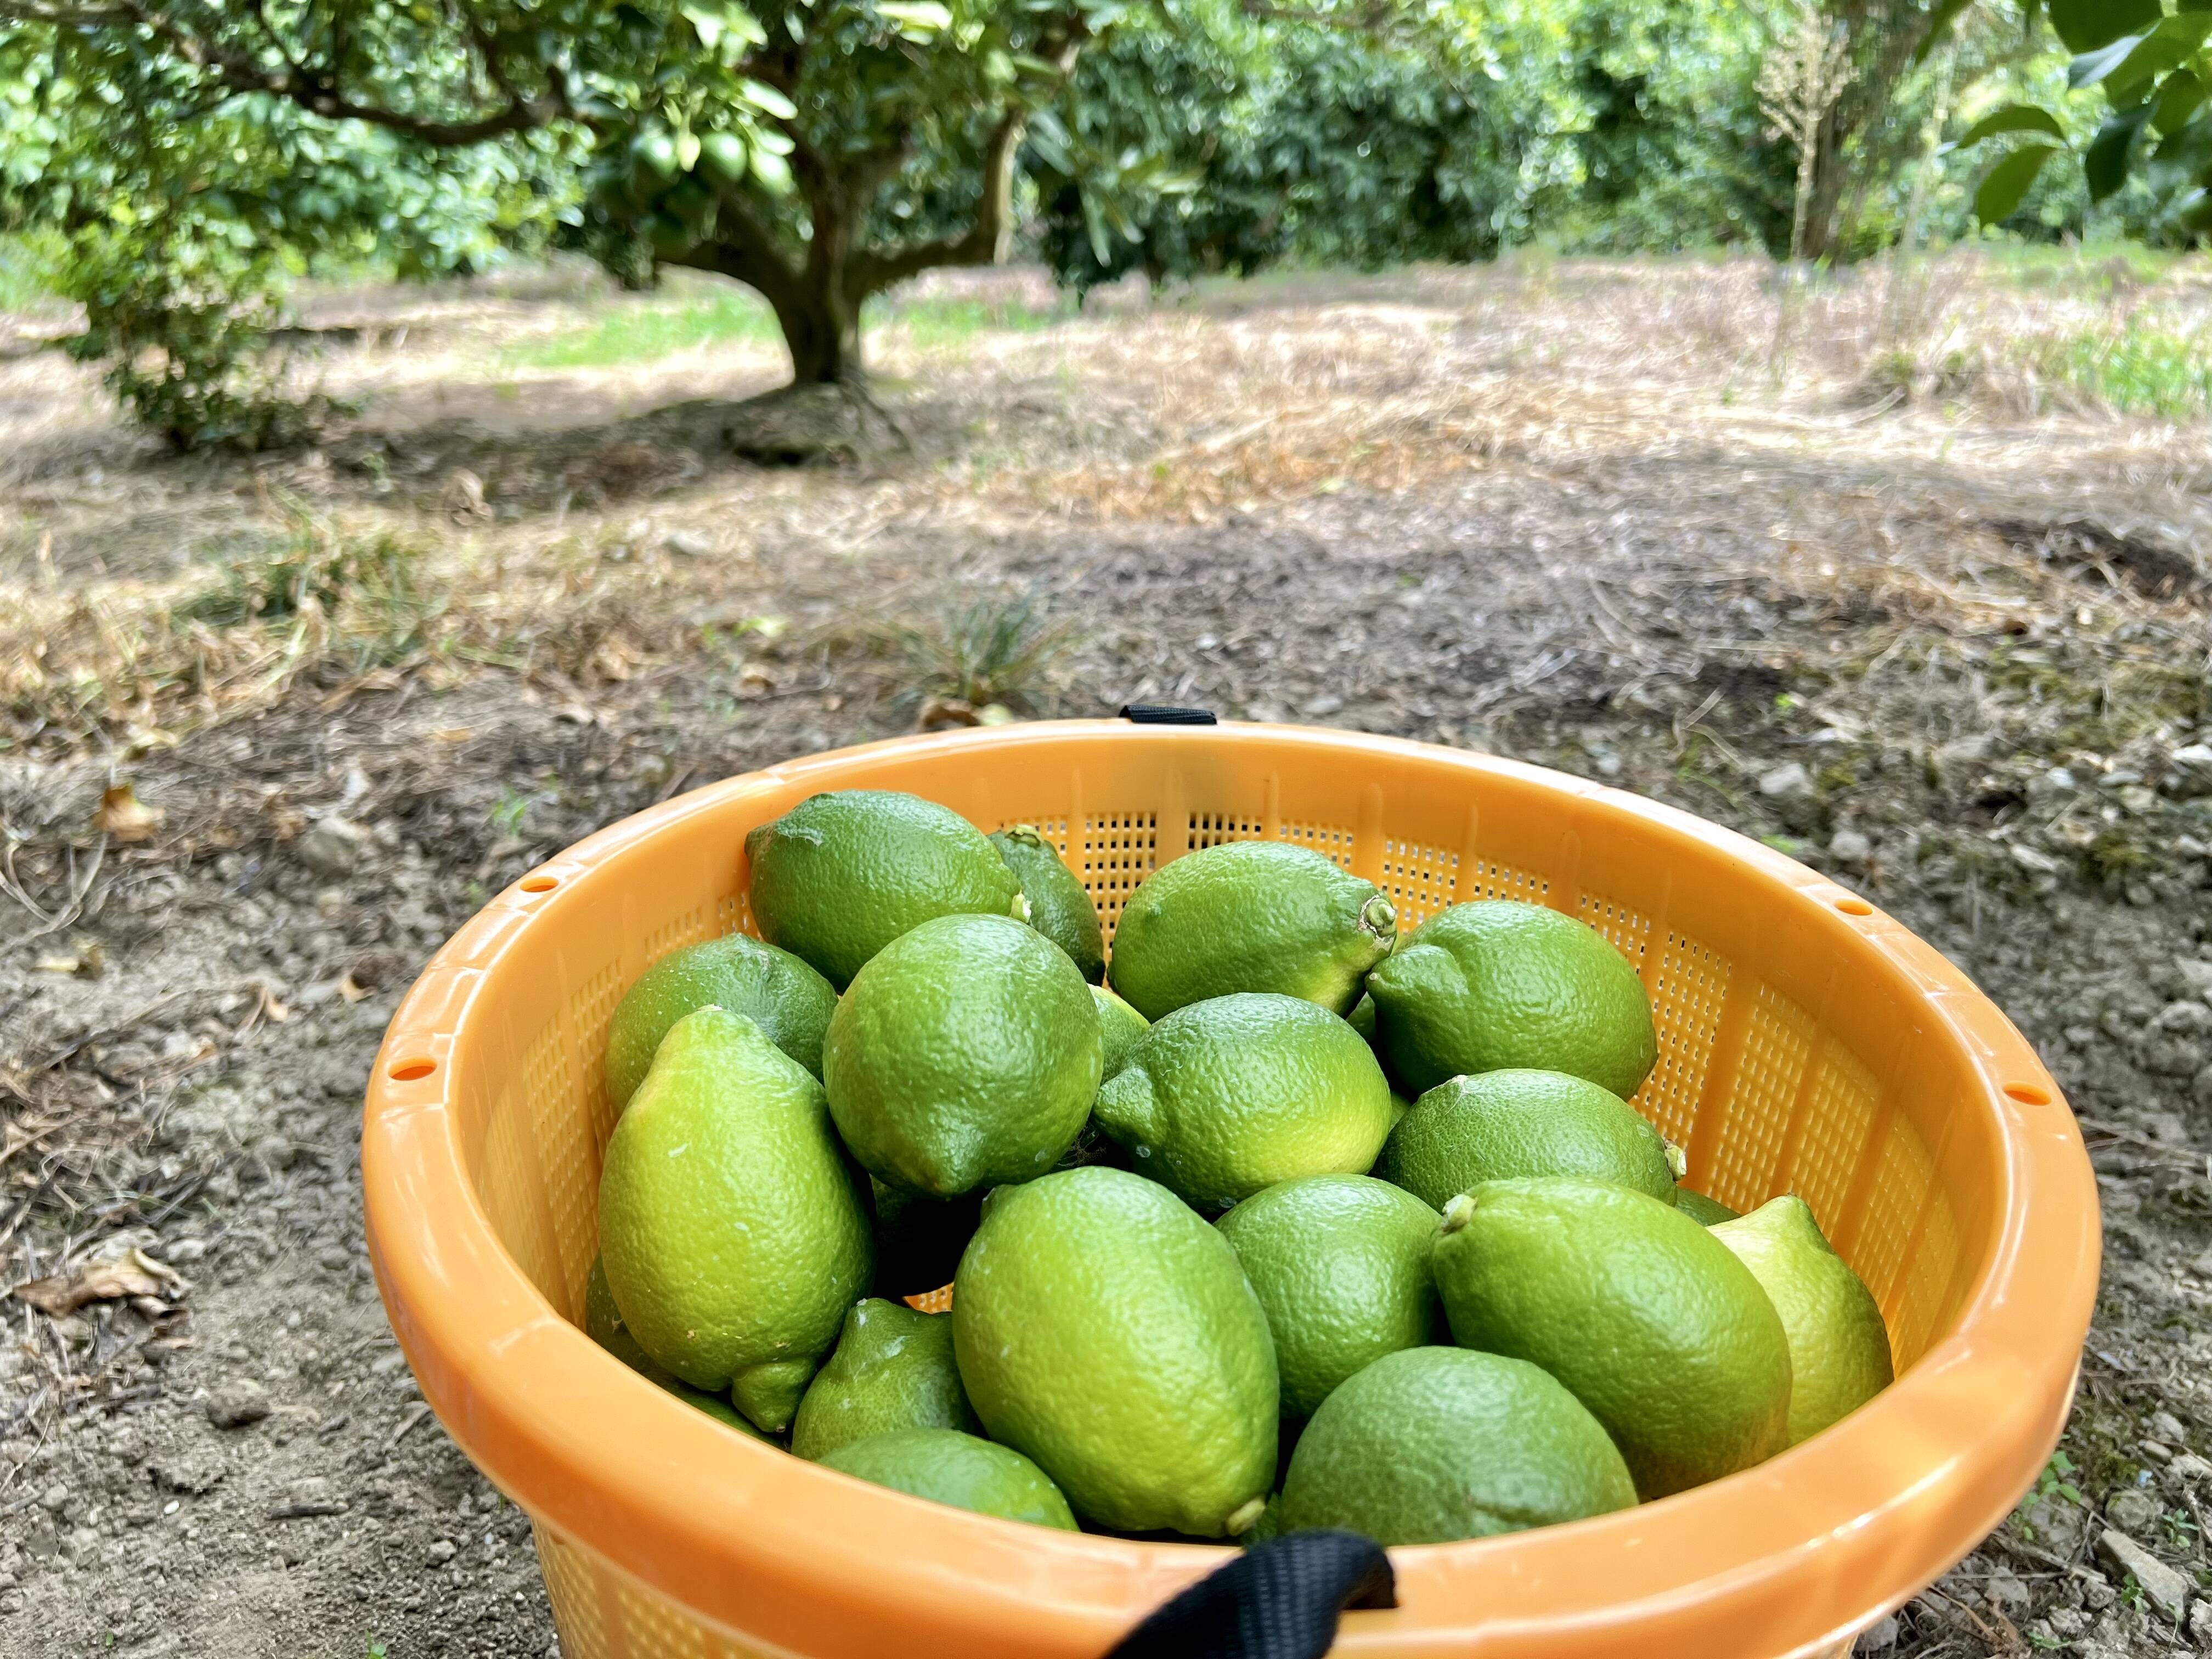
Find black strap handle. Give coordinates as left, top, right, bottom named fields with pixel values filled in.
left=1105, top=1530, right=1396, bottom=1658
left=1120, top=704, right=1218, bottom=726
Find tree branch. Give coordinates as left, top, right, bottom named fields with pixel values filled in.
left=669, top=187, right=804, bottom=305
left=841, top=106, right=1027, bottom=302
left=0, top=0, right=574, bottom=146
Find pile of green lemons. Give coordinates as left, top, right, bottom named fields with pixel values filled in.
left=589, top=788, right=1894, bottom=1547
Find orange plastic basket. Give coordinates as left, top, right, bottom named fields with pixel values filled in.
left=362, top=721, right=2099, bottom=1659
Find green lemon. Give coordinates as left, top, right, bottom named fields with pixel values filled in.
left=1093, top=993, right=1393, bottom=1209
left=1366, top=900, right=1656, bottom=1098
left=869, top=1177, right=981, bottom=1299
left=1093, top=984, right=1152, bottom=1079
left=951, top=1166, right=1277, bottom=1537
left=582, top=1255, right=768, bottom=1438
left=597, top=1007, right=872, bottom=1431
left=991, top=825, right=1105, bottom=984
left=1378, top=1069, right=1679, bottom=1210
left=791, top=1299, right=978, bottom=1462
left=603, top=933, right=838, bottom=1107
left=1216, top=1175, right=1444, bottom=1419
left=1711, top=1196, right=1892, bottom=1443
left=1431, top=1177, right=1791, bottom=1499
left=746, top=790, right=1025, bottom=989
left=819, top=1428, right=1078, bottom=1530
left=1675, top=1188, right=1741, bottom=1226
left=1105, top=840, right=1396, bottom=1020
left=825, top=913, right=1102, bottom=1197
left=1347, top=993, right=1378, bottom=1043
left=1280, top=1346, right=1637, bottom=1544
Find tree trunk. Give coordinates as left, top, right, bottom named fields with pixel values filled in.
left=775, top=290, right=865, bottom=386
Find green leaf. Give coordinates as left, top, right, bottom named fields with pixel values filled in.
left=741, top=78, right=797, bottom=120
left=1948, top=104, right=2067, bottom=150
left=876, top=1, right=953, bottom=34
left=2154, top=69, right=2207, bottom=134
left=1973, top=143, right=2059, bottom=222
left=2071, top=35, right=2145, bottom=87
left=674, top=128, right=701, bottom=172
left=2085, top=105, right=2151, bottom=199
left=2050, top=0, right=2161, bottom=53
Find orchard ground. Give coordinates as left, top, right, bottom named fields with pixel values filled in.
left=3, top=250, right=2212, bottom=1657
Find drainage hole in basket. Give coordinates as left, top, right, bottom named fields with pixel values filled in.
left=520, top=874, right=559, bottom=893
left=2004, top=1082, right=2052, bottom=1106
left=1833, top=895, right=1874, bottom=917
left=389, top=1058, right=438, bottom=1082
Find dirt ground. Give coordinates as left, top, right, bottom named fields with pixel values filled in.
left=5, top=251, right=2212, bottom=1657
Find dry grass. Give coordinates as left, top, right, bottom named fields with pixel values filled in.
left=4, top=251, right=2211, bottom=766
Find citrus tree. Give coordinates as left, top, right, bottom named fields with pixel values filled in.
left=1938, top=0, right=2212, bottom=235
left=0, top=0, right=1140, bottom=442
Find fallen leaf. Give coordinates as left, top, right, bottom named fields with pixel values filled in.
left=430, top=727, right=473, bottom=743
left=94, top=782, right=163, bottom=843
left=916, top=696, right=979, bottom=731
left=337, top=972, right=368, bottom=1005
left=257, top=985, right=291, bottom=1024
left=12, top=1239, right=189, bottom=1317
left=35, top=954, right=81, bottom=975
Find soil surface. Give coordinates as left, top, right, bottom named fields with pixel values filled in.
left=5, top=255, right=2212, bottom=1657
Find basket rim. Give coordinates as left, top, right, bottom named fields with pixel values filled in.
left=361, top=720, right=2100, bottom=1658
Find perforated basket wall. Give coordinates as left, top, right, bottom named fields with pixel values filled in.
left=363, top=723, right=2097, bottom=1659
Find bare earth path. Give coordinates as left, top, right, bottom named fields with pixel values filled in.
left=4, top=255, right=2212, bottom=1657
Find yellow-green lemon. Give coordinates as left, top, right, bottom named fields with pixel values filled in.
left=1431, top=1176, right=1791, bottom=1499
left=1674, top=1188, right=1740, bottom=1226
left=951, top=1167, right=1277, bottom=1537
left=819, top=1428, right=1077, bottom=1530
left=991, top=825, right=1105, bottom=984
left=1093, top=992, right=1392, bottom=1209
left=1366, top=900, right=1656, bottom=1097
left=1280, top=1346, right=1636, bottom=1544
left=603, top=933, right=837, bottom=1107
left=1378, top=1068, right=1678, bottom=1210
left=582, top=1255, right=768, bottom=1439
left=745, top=790, right=1024, bottom=989
left=825, top=912, right=1101, bottom=1197
left=791, top=1299, right=978, bottom=1462
left=1107, top=840, right=1396, bottom=1020
left=1216, top=1175, right=1444, bottom=1419
left=1093, top=984, right=1151, bottom=1079
left=1711, top=1196, right=1892, bottom=1444
left=597, top=1007, right=872, bottom=1431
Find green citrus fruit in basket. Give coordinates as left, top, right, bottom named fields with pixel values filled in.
left=1092, top=993, right=1393, bottom=1209
left=1092, top=984, right=1151, bottom=1080
left=1105, top=840, right=1397, bottom=1021
left=951, top=1166, right=1278, bottom=1537
left=819, top=1428, right=1078, bottom=1530
left=1711, top=1196, right=1892, bottom=1444
left=1365, top=900, right=1657, bottom=1098
left=1216, top=1175, right=1444, bottom=1420
left=1377, top=1068, right=1679, bottom=1211
left=825, top=913, right=1101, bottom=1197
left=1431, top=1177, right=1792, bottom=1499
left=1280, top=1346, right=1637, bottom=1544
left=791, top=1299, right=978, bottom=1462
left=744, top=791, right=1025, bottom=989
left=603, top=933, right=838, bottom=1107
left=582, top=1255, right=768, bottom=1439
left=990, top=825, right=1105, bottom=984
left=868, top=1177, right=982, bottom=1300
left=597, top=1007, right=872, bottom=1431
left=1674, top=1188, right=1741, bottom=1226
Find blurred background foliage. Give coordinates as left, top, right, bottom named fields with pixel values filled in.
left=0, top=0, right=2190, bottom=447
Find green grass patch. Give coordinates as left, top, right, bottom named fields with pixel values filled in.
left=1979, top=240, right=2175, bottom=291
left=0, top=233, right=63, bottom=312
left=504, top=284, right=1070, bottom=370
left=2042, top=317, right=2212, bottom=419
left=504, top=286, right=780, bottom=368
